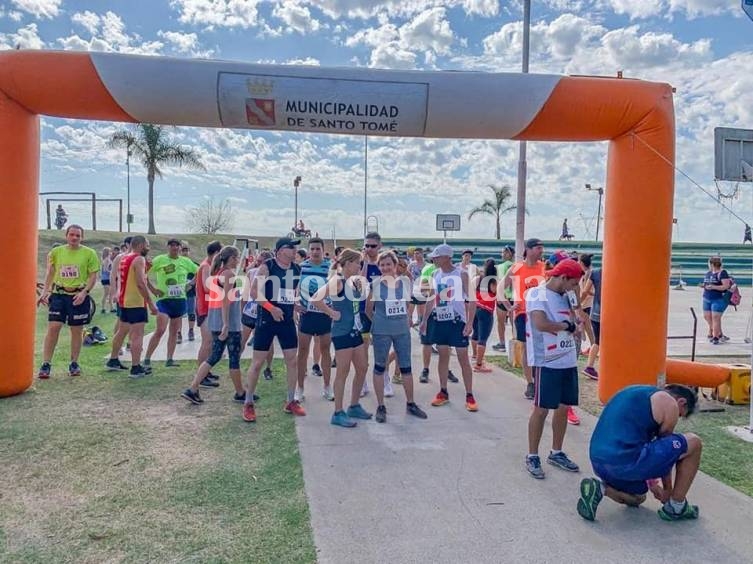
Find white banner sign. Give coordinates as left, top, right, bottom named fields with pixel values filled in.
left=217, top=73, right=429, bottom=137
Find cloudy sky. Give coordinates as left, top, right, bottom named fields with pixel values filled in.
left=1, top=0, right=752, bottom=243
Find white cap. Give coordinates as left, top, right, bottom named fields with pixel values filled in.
left=429, top=244, right=454, bottom=258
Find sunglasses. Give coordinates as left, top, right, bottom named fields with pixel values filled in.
left=364, top=244, right=378, bottom=248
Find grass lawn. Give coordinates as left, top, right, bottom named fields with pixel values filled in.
left=487, top=355, right=753, bottom=498
left=0, top=288, right=316, bottom=563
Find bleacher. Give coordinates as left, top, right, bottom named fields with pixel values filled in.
left=382, top=238, right=753, bottom=285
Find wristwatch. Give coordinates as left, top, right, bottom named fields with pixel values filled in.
left=564, top=320, right=576, bottom=333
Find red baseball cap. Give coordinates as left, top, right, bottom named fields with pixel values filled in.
left=548, top=258, right=584, bottom=279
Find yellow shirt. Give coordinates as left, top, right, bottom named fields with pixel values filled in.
left=49, top=245, right=100, bottom=290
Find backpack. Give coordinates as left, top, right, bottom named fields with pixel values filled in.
left=726, top=277, right=742, bottom=309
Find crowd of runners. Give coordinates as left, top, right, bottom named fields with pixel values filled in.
left=37, top=225, right=704, bottom=523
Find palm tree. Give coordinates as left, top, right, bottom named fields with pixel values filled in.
left=109, top=124, right=205, bottom=234
left=468, top=184, right=517, bottom=240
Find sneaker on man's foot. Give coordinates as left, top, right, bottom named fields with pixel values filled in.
left=129, top=365, right=147, bottom=379
left=582, top=366, right=599, bottom=380
left=234, top=391, right=259, bottom=403
left=547, top=451, right=580, bottom=472
left=447, top=370, right=459, bottom=383
left=492, top=342, right=505, bottom=351
left=38, top=362, right=52, bottom=379
left=188, top=329, right=195, bottom=341
left=526, top=455, right=545, bottom=479
left=567, top=406, right=581, bottom=425
left=331, top=410, right=356, bottom=428
left=375, top=405, right=387, bottom=423
left=106, top=358, right=128, bottom=372
left=207, top=372, right=220, bottom=381
left=143, top=364, right=153, bottom=375
left=720, top=334, right=730, bottom=343
left=284, top=400, right=306, bottom=416
left=165, top=359, right=180, bottom=368
left=407, top=402, right=428, bottom=419
left=346, top=403, right=373, bottom=420
left=524, top=382, right=535, bottom=400
left=311, top=364, right=323, bottom=378
left=321, top=386, right=335, bottom=401
left=431, top=390, right=449, bottom=407
left=242, top=403, right=256, bottom=423
left=658, top=500, right=699, bottom=521
left=200, top=376, right=219, bottom=388
left=68, top=362, right=81, bottom=377
left=384, top=380, right=395, bottom=398
left=419, top=368, right=429, bottom=384
left=465, top=394, right=478, bottom=412
left=263, top=367, right=273, bottom=380
left=181, top=388, right=203, bottom=404
left=176, top=331, right=183, bottom=344
left=577, top=477, right=604, bottom=521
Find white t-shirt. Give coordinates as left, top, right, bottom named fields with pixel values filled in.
left=525, top=287, right=577, bottom=369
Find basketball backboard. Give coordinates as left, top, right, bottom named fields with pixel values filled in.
left=714, top=126, right=753, bottom=182
left=744, top=0, right=753, bottom=23
left=436, top=213, right=461, bottom=231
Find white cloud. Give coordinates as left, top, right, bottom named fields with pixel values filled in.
left=272, top=2, right=321, bottom=34
left=157, top=30, right=215, bottom=57
left=71, top=11, right=101, bottom=35
left=600, top=25, right=712, bottom=69
left=0, top=23, right=45, bottom=50
left=10, top=0, right=61, bottom=19
left=668, top=0, right=736, bottom=19
left=400, top=7, right=455, bottom=55
left=598, top=0, right=736, bottom=20
left=58, top=12, right=165, bottom=56
left=306, top=0, right=500, bottom=20
left=598, top=0, right=664, bottom=20
left=171, top=0, right=261, bottom=29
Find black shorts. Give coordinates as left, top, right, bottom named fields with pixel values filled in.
left=196, top=313, right=207, bottom=327
left=299, top=311, right=332, bottom=336
left=591, top=319, right=600, bottom=345
left=410, top=295, right=428, bottom=305
left=48, top=293, right=93, bottom=326
left=207, top=331, right=242, bottom=370
left=253, top=317, right=298, bottom=351
left=420, top=329, right=432, bottom=346
left=497, top=302, right=508, bottom=312
left=514, top=313, right=527, bottom=342
left=332, top=330, right=364, bottom=351
left=119, top=307, right=148, bottom=324
left=532, top=366, right=579, bottom=409
left=427, top=315, right=469, bottom=348
left=101, top=279, right=110, bottom=286
left=241, top=314, right=257, bottom=329
left=157, top=298, right=187, bottom=319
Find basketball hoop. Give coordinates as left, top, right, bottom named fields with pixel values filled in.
left=713, top=179, right=741, bottom=202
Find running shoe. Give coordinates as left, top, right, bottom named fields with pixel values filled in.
left=284, top=400, right=306, bottom=416
left=200, top=376, right=219, bottom=388
left=68, top=362, right=81, bottom=377
left=658, top=501, right=699, bottom=521
left=465, top=394, right=478, bottom=412
left=234, top=392, right=259, bottom=403
left=106, top=358, right=128, bottom=372
left=712, top=337, right=720, bottom=345
left=38, top=362, right=51, bottom=379
left=473, top=364, right=493, bottom=373
left=331, top=410, right=356, bottom=428
left=407, top=402, right=428, bottom=419
left=360, top=382, right=369, bottom=397
left=143, top=364, right=153, bottom=375
left=524, top=382, right=535, bottom=400
left=207, top=372, right=220, bottom=381
left=720, top=335, right=730, bottom=343
left=165, top=359, right=181, bottom=367
left=576, top=477, right=603, bottom=521
left=582, top=367, right=599, bottom=380
left=294, top=388, right=305, bottom=403
left=447, top=370, right=459, bottom=383
left=431, top=390, right=449, bottom=407
left=375, top=405, right=387, bottom=423
left=547, top=451, right=579, bottom=472
left=188, top=329, right=195, bottom=341
left=419, top=368, right=429, bottom=384
left=129, top=365, right=147, bottom=379
left=526, top=455, right=545, bottom=479
left=492, top=343, right=505, bottom=351
left=176, top=331, right=183, bottom=344
left=321, top=386, right=334, bottom=401
left=181, top=388, right=203, bottom=404
left=263, top=367, right=273, bottom=380
left=392, top=372, right=403, bottom=385
left=311, top=364, right=323, bottom=377
left=346, top=403, right=373, bottom=420
left=567, top=406, right=581, bottom=425
left=243, top=404, right=256, bottom=423
left=384, top=379, right=395, bottom=398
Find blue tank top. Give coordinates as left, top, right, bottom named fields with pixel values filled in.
left=299, top=258, right=331, bottom=310
left=261, top=258, right=300, bottom=322
left=590, top=385, right=660, bottom=465
left=359, top=262, right=381, bottom=312
left=331, top=276, right=362, bottom=338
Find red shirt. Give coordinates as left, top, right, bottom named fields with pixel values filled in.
left=195, top=258, right=212, bottom=316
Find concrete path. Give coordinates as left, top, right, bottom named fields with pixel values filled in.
left=295, top=331, right=753, bottom=564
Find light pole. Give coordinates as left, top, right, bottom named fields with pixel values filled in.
left=585, top=183, right=604, bottom=241
left=363, top=135, right=368, bottom=237
left=514, top=0, right=531, bottom=259
left=126, top=144, right=132, bottom=232
left=293, top=175, right=302, bottom=229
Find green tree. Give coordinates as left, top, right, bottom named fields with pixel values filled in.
left=109, top=124, right=205, bottom=234
left=467, top=184, right=517, bottom=240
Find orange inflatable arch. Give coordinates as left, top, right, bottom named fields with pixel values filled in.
left=0, top=50, right=721, bottom=401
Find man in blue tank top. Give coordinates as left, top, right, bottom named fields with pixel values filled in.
left=577, top=384, right=702, bottom=522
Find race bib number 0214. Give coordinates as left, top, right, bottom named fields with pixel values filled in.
left=385, top=299, right=406, bottom=317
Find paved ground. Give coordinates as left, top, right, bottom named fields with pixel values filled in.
left=295, top=331, right=753, bottom=564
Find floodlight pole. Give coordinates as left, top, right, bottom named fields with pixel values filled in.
left=363, top=135, right=368, bottom=237
left=293, top=176, right=302, bottom=229
left=126, top=146, right=131, bottom=232
left=514, top=0, right=531, bottom=259
left=585, top=183, right=604, bottom=241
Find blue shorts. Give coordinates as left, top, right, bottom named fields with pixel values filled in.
left=428, top=315, right=469, bottom=348
left=332, top=330, right=364, bottom=351
left=592, top=434, right=688, bottom=495
left=157, top=298, right=187, bottom=319
left=702, top=298, right=728, bottom=313
left=373, top=332, right=412, bottom=374
left=299, top=311, right=332, bottom=336
left=472, top=308, right=494, bottom=346
left=591, top=319, right=600, bottom=345
left=533, top=366, right=578, bottom=409
left=514, top=313, right=527, bottom=342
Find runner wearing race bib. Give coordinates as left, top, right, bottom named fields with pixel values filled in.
left=524, top=258, right=584, bottom=480
left=419, top=244, right=478, bottom=412
left=143, top=238, right=199, bottom=368
left=366, top=251, right=427, bottom=423
left=296, top=238, right=334, bottom=402
left=195, top=241, right=222, bottom=384
left=239, top=251, right=275, bottom=382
